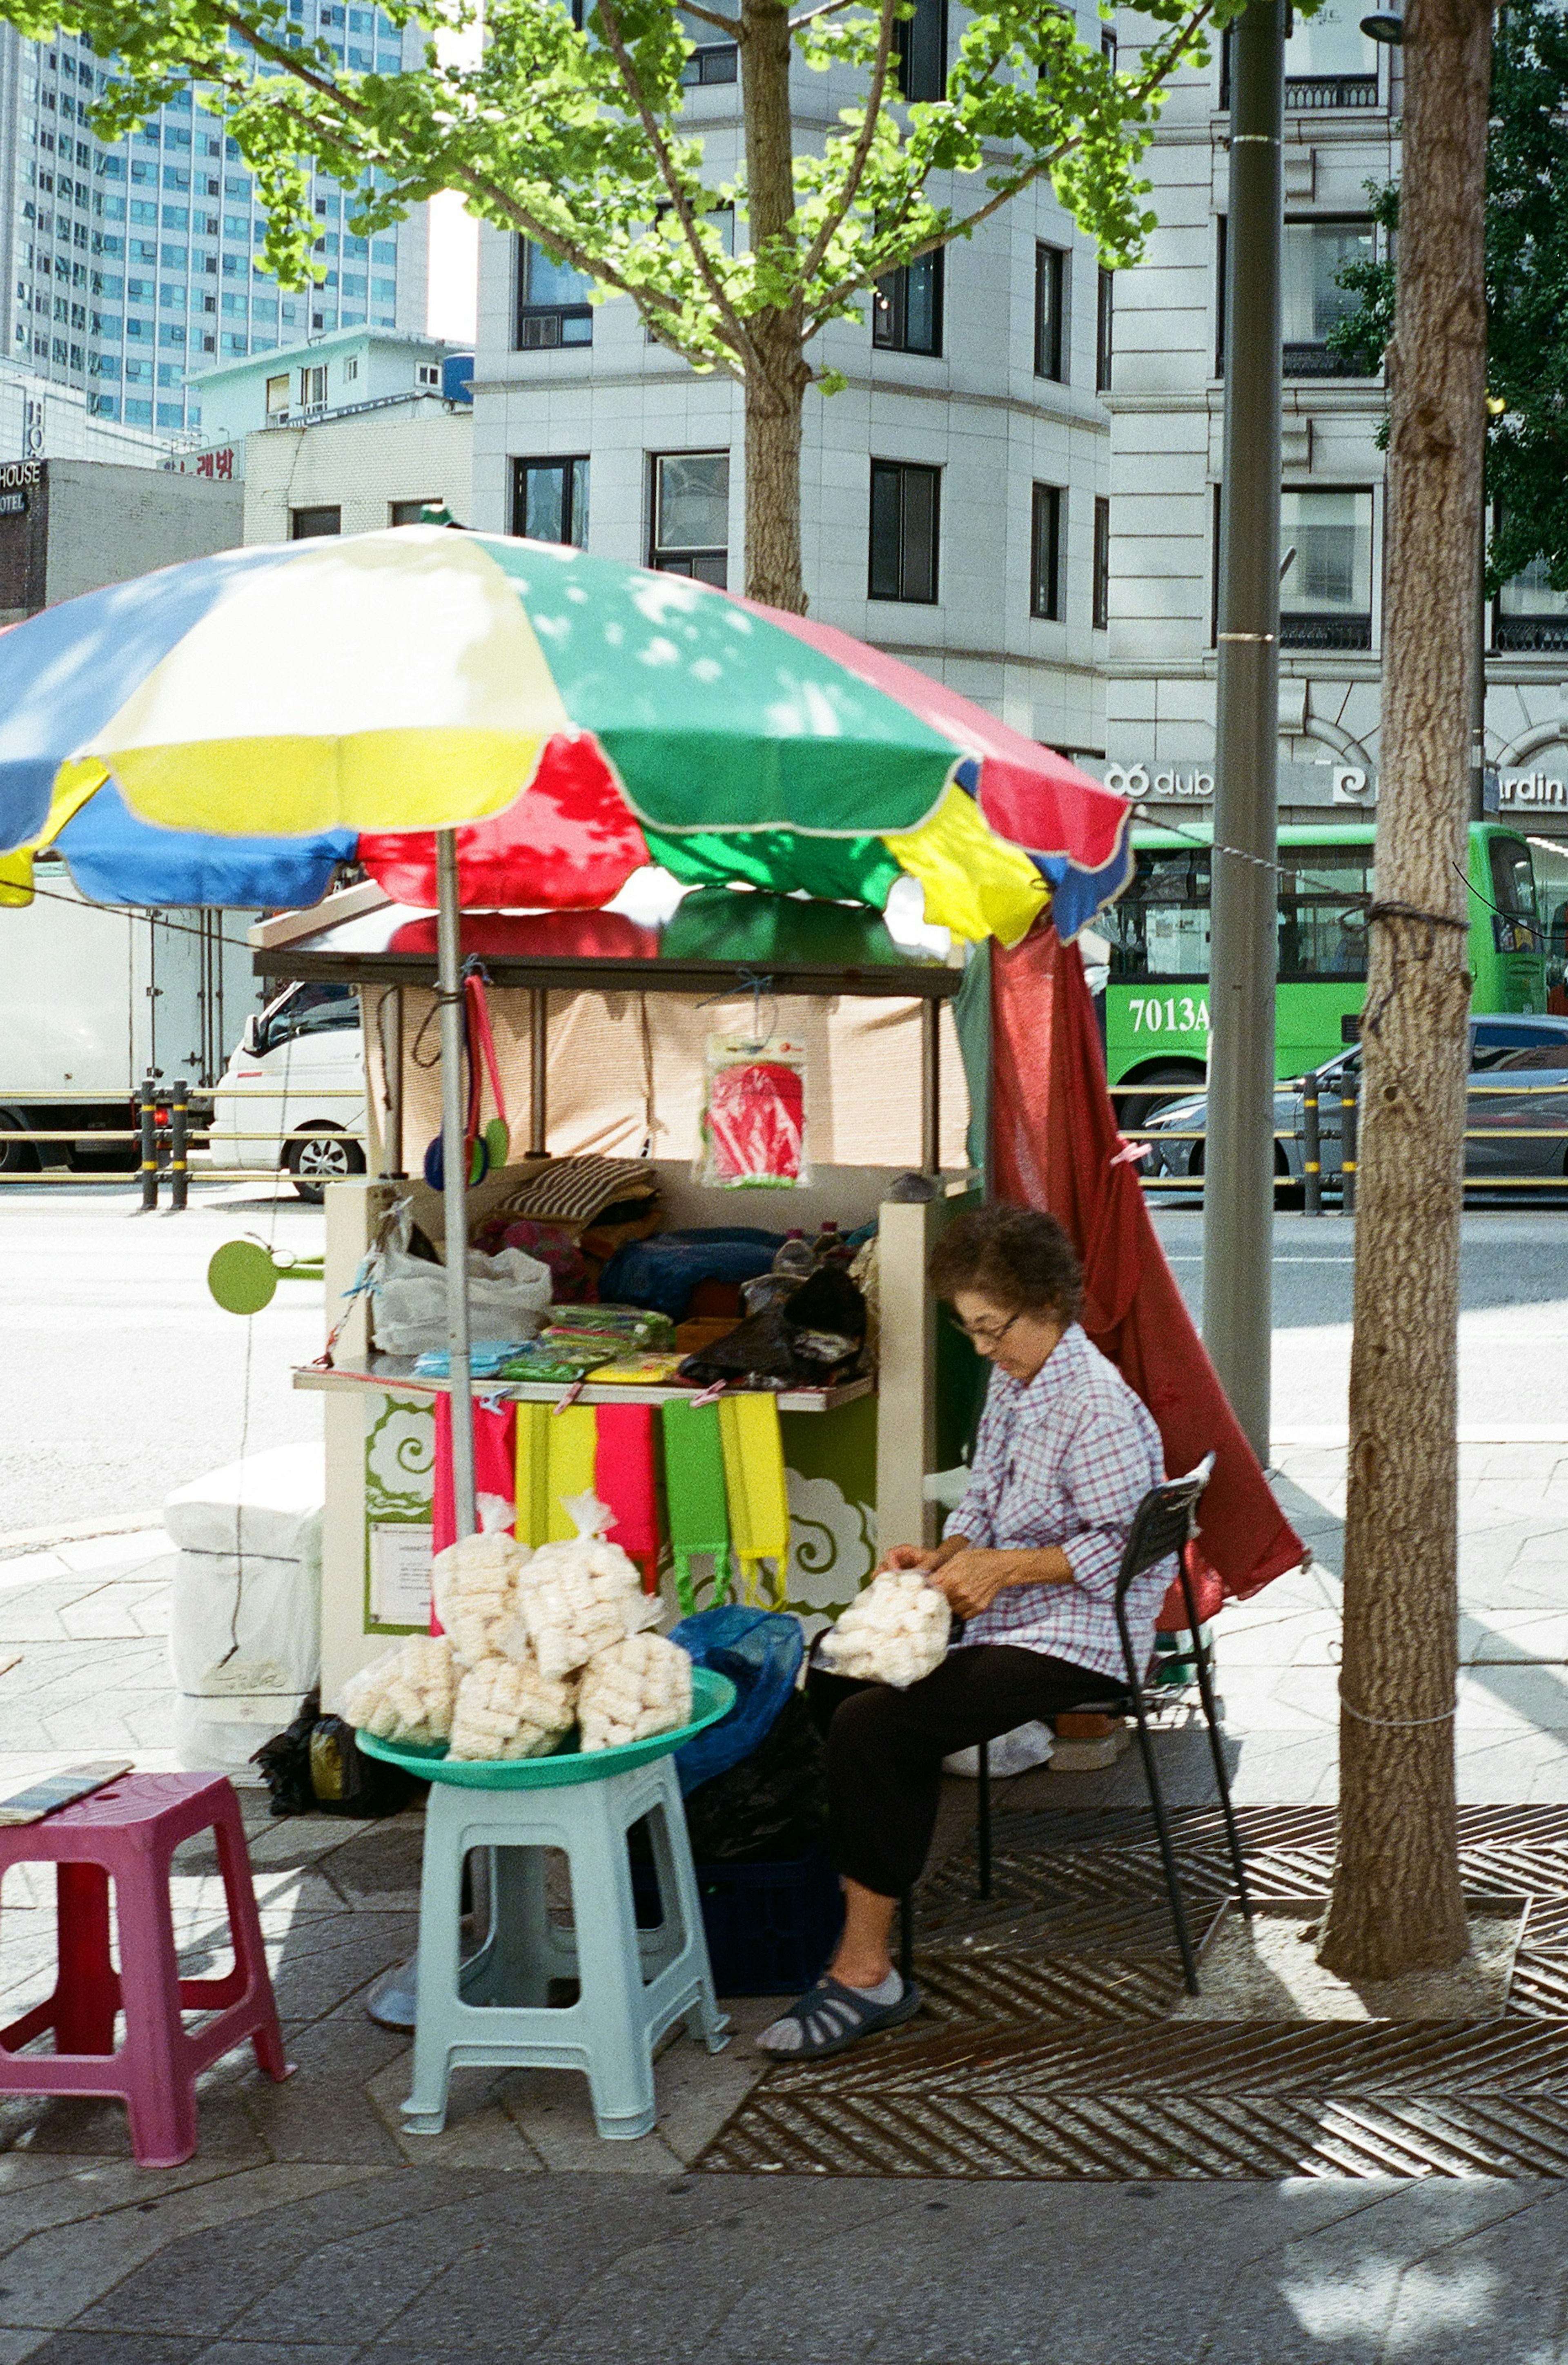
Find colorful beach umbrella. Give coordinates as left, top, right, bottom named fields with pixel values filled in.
left=0, top=528, right=1131, bottom=944
left=0, top=526, right=1134, bottom=1542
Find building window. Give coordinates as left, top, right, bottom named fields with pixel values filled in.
left=869, top=459, right=940, bottom=604
left=416, top=362, right=441, bottom=386
left=1096, top=266, right=1113, bottom=394
left=264, top=370, right=288, bottom=415
left=514, top=455, right=590, bottom=547
left=1494, top=542, right=1568, bottom=654
left=1034, top=243, right=1067, bottom=382
left=679, top=8, right=737, bottom=83
left=893, top=0, right=947, bottom=100
left=1093, top=495, right=1111, bottom=630
left=1223, top=13, right=1379, bottom=110
left=1030, top=484, right=1062, bottom=621
left=1279, top=487, right=1374, bottom=649
left=343, top=354, right=358, bottom=381
left=390, top=499, right=440, bottom=526
left=298, top=362, right=326, bottom=407
left=872, top=250, right=942, bottom=357
left=1283, top=218, right=1377, bottom=376
left=290, top=505, right=341, bottom=538
left=650, top=450, right=728, bottom=584
left=515, top=236, right=592, bottom=350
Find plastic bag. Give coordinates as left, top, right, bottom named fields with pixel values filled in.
left=578, top=1632, right=693, bottom=1751
left=816, top=1568, right=951, bottom=1689
left=670, top=1605, right=804, bottom=1793
left=370, top=1206, right=552, bottom=1357
left=341, top=1635, right=456, bottom=1747
left=681, top=1691, right=829, bottom=1863
left=448, top=1652, right=578, bottom=1761
left=696, top=1033, right=809, bottom=1189
left=251, top=1690, right=425, bottom=1817
left=676, top=1266, right=867, bottom=1391
left=511, top=1491, right=662, bottom=1680
left=432, top=1527, right=530, bottom=1669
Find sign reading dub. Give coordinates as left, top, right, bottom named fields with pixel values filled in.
left=1101, top=764, right=1215, bottom=801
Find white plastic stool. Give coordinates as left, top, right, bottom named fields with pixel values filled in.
left=401, top=1751, right=730, bottom=2141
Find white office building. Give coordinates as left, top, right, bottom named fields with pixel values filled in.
left=468, top=0, right=1115, bottom=758
left=1100, top=3, right=1568, bottom=845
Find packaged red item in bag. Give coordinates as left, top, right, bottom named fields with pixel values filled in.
left=697, top=1034, right=809, bottom=1188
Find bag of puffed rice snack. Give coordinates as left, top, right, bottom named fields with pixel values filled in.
left=578, top=1632, right=694, bottom=1752
left=815, top=1567, right=951, bottom=1690
left=342, top=1634, right=457, bottom=1746
left=512, top=1492, right=661, bottom=1681
left=432, top=1527, right=531, bottom=1670
left=447, top=1651, right=579, bottom=1761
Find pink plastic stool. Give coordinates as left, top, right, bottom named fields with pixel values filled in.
left=0, top=1770, right=293, bottom=2167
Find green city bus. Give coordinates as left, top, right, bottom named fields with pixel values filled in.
left=1102, top=820, right=1547, bottom=1122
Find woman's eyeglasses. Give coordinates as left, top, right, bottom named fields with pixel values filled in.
left=955, top=1309, right=1023, bottom=1352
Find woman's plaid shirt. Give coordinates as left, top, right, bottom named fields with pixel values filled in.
left=944, top=1323, right=1171, bottom=1682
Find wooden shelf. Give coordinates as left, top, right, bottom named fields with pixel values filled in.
left=292, top=1358, right=874, bottom=1415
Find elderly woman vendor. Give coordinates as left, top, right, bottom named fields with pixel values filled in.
left=758, top=1204, right=1170, bottom=2060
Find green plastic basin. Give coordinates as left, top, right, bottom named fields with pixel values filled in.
left=355, top=1665, right=736, bottom=1788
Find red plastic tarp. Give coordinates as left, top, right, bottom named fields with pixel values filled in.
left=989, top=922, right=1304, bottom=1603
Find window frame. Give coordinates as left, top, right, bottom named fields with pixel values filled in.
left=868, top=457, right=941, bottom=606
left=512, top=453, right=590, bottom=549
left=648, top=448, right=730, bottom=587
left=514, top=234, right=593, bottom=352
left=1030, top=481, right=1063, bottom=622
left=893, top=0, right=947, bottom=101
left=1281, top=214, right=1379, bottom=379
left=871, top=247, right=943, bottom=358
left=1092, top=495, right=1111, bottom=631
left=289, top=503, right=341, bottom=539
left=1033, top=242, right=1067, bottom=383
left=1278, top=483, right=1376, bottom=651
left=1095, top=266, right=1113, bottom=394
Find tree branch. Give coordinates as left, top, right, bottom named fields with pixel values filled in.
left=590, top=0, right=764, bottom=368
left=795, top=0, right=898, bottom=282
left=214, top=0, right=740, bottom=362
left=787, top=0, right=859, bottom=27
left=672, top=0, right=746, bottom=36
left=803, top=0, right=1215, bottom=326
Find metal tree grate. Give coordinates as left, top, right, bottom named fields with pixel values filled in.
left=695, top=1805, right=1568, bottom=2182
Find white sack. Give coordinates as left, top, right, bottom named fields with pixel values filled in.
left=163, top=1442, right=324, bottom=1563
left=168, top=1547, right=320, bottom=1714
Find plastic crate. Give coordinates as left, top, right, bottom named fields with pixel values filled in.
left=633, top=1851, right=844, bottom=1996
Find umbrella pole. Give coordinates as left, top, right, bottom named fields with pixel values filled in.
left=436, top=827, right=477, bottom=1541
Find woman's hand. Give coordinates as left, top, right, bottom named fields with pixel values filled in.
left=878, top=1544, right=945, bottom=1574
left=931, top=1550, right=1014, bottom=1618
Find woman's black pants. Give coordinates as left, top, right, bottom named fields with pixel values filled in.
left=807, top=1645, right=1126, bottom=1900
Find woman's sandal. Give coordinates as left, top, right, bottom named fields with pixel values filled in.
left=757, top=1975, right=923, bottom=2061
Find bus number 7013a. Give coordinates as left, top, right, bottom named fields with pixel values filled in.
left=1128, top=996, right=1210, bottom=1034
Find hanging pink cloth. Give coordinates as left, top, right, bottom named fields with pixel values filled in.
left=593, top=1404, right=660, bottom=1593
left=430, top=1394, right=519, bottom=1632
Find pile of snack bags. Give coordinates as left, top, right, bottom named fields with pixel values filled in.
left=343, top=1495, right=693, bottom=1761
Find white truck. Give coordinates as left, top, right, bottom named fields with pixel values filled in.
left=0, top=854, right=259, bottom=1174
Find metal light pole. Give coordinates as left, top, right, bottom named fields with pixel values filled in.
left=1203, top=0, right=1285, bottom=1466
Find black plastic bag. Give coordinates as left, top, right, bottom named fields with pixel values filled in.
left=677, top=1266, right=867, bottom=1391
left=680, top=1691, right=830, bottom=1863
left=252, top=1690, right=425, bottom=1818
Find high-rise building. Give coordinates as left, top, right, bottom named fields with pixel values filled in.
left=0, top=16, right=430, bottom=437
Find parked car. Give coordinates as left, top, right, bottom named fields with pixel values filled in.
left=1143, top=1014, right=1568, bottom=1195
left=207, top=981, right=368, bottom=1201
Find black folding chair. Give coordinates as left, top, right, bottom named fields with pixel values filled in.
left=899, top=1451, right=1251, bottom=1997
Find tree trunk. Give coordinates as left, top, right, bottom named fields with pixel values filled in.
left=739, top=0, right=809, bottom=611
left=1316, top=0, right=1491, bottom=1982
left=743, top=361, right=808, bottom=609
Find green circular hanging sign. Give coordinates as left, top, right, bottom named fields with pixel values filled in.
left=208, top=1238, right=278, bottom=1316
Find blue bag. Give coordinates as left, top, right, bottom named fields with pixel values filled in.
left=670, top=1605, right=804, bottom=1793
left=598, top=1228, right=782, bottom=1321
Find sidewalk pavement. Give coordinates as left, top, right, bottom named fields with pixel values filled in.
left=5, top=1440, right=1568, bottom=2361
